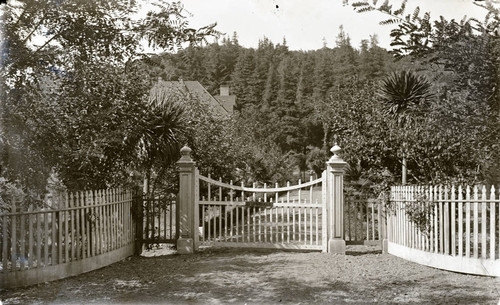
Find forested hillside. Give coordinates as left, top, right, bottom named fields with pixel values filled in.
left=145, top=19, right=499, bottom=192
left=152, top=29, right=396, bottom=150
left=2, top=0, right=498, bottom=203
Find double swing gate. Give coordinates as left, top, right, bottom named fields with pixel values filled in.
left=196, top=172, right=327, bottom=251
left=144, top=145, right=382, bottom=252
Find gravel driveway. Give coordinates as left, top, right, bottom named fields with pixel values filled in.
left=1, top=245, right=499, bottom=304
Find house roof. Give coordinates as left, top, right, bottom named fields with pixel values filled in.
left=214, top=95, right=236, bottom=113
left=154, top=80, right=231, bottom=116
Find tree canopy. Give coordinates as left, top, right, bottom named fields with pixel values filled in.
left=0, top=0, right=217, bottom=203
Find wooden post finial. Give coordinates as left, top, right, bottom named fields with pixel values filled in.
left=179, top=145, right=193, bottom=162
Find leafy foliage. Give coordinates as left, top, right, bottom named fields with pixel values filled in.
left=0, top=0, right=217, bottom=200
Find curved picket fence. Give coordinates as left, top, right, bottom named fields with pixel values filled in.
left=0, top=188, right=135, bottom=289
left=387, top=185, right=500, bottom=277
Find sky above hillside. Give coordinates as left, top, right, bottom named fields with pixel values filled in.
left=177, top=0, right=487, bottom=50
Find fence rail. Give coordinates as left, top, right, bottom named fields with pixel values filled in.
left=388, top=185, right=500, bottom=277
left=0, top=188, right=135, bottom=289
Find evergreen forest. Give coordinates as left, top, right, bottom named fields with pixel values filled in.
left=1, top=0, right=499, bottom=206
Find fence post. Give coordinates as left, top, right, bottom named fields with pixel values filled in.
left=133, top=187, right=144, bottom=255
left=176, top=145, right=196, bottom=254
left=326, top=144, right=347, bottom=254
left=381, top=202, right=388, bottom=254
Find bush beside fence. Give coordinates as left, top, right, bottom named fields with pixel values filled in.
left=0, top=188, right=135, bottom=289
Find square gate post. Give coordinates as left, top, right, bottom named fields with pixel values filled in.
left=133, top=187, right=144, bottom=255
left=176, top=145, right=196, bottom=254
left=326, top=144, right=348, bottom=254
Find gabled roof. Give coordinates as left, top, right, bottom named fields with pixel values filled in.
left=214, top=95, right=236, bottom=113
left=156, top=80, right=230, bottom=116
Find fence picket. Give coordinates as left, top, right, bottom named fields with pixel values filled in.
left=438, top=186, right=443, bottom=254
left=235, top=205, right=239, bottom=242
left=75, top=192, right=81, bottom=260
left=444, top=185, right=449, bottom=255
left=372, top=202, right=376, bottom=241
left=303, top=202, right=307, bottom=244
left=258, top=207, right=262, bottom=242
left=465, top=186, right=471, bottom=258
left=263, top=183, right=266, bottom=202
left=219, top=205, right=223, bottom=241
left=275, top=206, right=279, bottom=243
left=96, top=190, right=102, bottom=254
left=36, top=209, right=41, bottom=267
left=64, top=192, right=69, bottom=263
left=20, top=210, right=25, bottom=270
left=44, top=211, right=49, bottom=265
left=69, top=193, right=75, bottom=261
left=480, top=185, right=487, bottom=259
left=316, top=206, right=319, bottom=245
left=491, top=186, right=496, bottom=260
left=82, top=191, right=91, bottom=258
left=451, top=185, right=456, bottom=256
left=108, top=189, right=113, bottom=251
left=113, top=190, right=117, bottom=250
left=220, top=178, right=223, bottom=202
left=286, top=181, right=290, bottom=203
left=298, top=202, right=302, bottom=242
left=264, top=208, right=267, bottom=243
left=473, top=186, right=479, bottom=259
left=274, top=182, right=279, bottom=207
left=309, top=206, right=313, bottom=245
left=434, top=186, right=439, bottom=253
left=458, top=186, right=463, bottom=257
left=28, top=204, right=33, bottom=268
left=105, top=190, right=110, bottom=252
left=269, top=207, right=273, bottom=242
left=116, top=189, right=120, bottom=248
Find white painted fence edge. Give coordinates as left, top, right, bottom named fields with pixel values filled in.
left=388, top=242, right=500, bottom=277
left=0, top=243, right=135, bottom=289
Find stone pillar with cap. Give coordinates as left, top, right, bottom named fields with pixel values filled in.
left=176, top=145, right=196, bottom=254
left=326, top=144, right=348, bottom=254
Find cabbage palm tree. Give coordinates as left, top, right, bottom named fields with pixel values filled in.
left=378, top=70, right=434, bottom=184
left=136, top=80, right=188, bottom=195
left=379, top=70, right=434, bottom=128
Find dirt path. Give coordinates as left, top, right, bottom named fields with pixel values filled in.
left=1, top=245, right=499, bottom=304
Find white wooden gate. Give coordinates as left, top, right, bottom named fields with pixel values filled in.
left=175, top=145, right=349, bottom=254
left=196, top=173, right=327, bottom=251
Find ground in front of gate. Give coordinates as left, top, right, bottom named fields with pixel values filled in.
left=1, top=245, right=499, bottom=304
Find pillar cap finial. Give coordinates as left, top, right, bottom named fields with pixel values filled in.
left=327, top=143, right=347, bottom=165
left=330, top=144, right=341, bottom=157
left=179, top=145, right=193, bottom=162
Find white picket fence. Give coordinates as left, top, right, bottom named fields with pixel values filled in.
left=387, top=185, right=500, bottom=276
left=0, top=188, right=135, bottom=288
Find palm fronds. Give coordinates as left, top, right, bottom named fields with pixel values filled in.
left=378, top=70, right=434, bottom=127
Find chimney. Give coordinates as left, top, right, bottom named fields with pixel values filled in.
left=220, top=84, right=230, bottom=96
